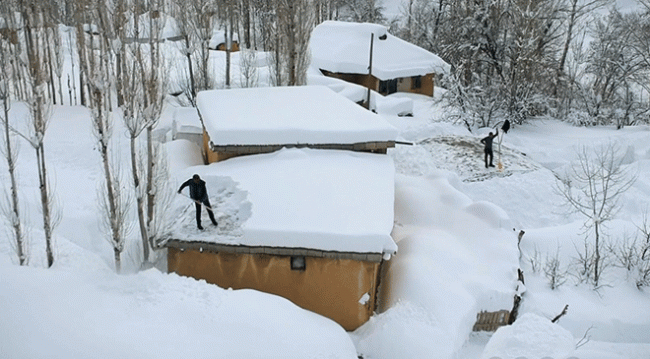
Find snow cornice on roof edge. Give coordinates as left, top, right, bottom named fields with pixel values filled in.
left=196, top=85, right=398, bottom=147
left=310, top=21, right=451, bottom=81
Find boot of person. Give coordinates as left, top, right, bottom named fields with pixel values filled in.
left=208, top=211, right=218, bottom=227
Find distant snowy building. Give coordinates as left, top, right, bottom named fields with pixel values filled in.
left=195, top=85, right=398, bottom=163
left=209, top=29, right=239, bottom=51
left=166, top=85, right=399, bottom=330
left=171, top=107, right=203, bottom=148
left=310, top=21, right=451, bottom=98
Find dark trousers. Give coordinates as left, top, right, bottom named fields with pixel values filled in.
left=195, top=197, right=217, bottom=227
left=484, top=149, right=494, bottom=167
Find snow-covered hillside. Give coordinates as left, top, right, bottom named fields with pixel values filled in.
left=2, top=89, right=650, bottom=358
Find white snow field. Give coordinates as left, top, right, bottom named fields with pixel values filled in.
left=1, top=16, right=650, bottom=359
left=3, top=87, right=650, bottom=358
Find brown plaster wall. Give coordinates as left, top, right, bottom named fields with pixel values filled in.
left=216, top=42, right=240, bottom=52
left=322, top=69, right=435, bottom=97
left=168, top=247, right=382, bottom=331
left=394, top=74, right=435, bottom=97
left=203, top=130, right=237, bottom=164
left=321, top=70, right=379, bottom=92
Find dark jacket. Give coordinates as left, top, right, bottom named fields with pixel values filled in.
left=481, top=130, right=498, bottom=152
left=178, top=178, right=208, bottom=200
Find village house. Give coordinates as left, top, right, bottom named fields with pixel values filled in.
left=310, top=21, right=450, bottom=99
left=209, top=29, right=240, bottom=51
left=164, top=85, right=399, bottom=330
left=196, top=85, right=398, bottom=163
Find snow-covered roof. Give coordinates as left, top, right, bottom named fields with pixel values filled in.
left=173, top=107, right=202, bottom=135
left=196, top=85, right=398, bottom=146
left=310, top=21, right=451, bottom=80
left=209, top=29, right=239, bottom=49
left=170, top=148, right=397, bottom=255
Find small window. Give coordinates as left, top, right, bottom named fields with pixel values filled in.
left=290, top=256, right=306, bottom=271
left=412, top=75, right=422, bottom=89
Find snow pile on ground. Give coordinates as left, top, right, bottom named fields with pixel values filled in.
left=0, top=248, right=358, bottom=359
left=0, top=102, right=359, bottom=359
left=480, top=313, right=576, bottom=359
left=351, top=169, right=520, bottom=359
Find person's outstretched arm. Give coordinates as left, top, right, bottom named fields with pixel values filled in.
left=177, top=179, right=190, bottom=193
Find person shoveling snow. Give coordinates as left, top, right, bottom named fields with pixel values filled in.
left=480, top=129, right=498, bottom=168
left=177, top=174, right=218, bottom=230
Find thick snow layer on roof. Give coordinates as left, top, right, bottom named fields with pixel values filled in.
left=196, top=85, right=398, bottom=146
left=310, top=21, right=450, bottom=80
left=170, top=148, right=397, bottom=255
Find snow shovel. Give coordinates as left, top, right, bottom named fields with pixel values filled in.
left=496, top=133, right=504, bottom=172
left=178, top=192, right=215, bottom=214
left=496, top=120, right=510, bottom=172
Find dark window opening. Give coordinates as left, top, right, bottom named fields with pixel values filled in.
left=412, top=75, right=422, bottom=89
left=290, top=256, right=306, bottom=271
left=379, top=79, right=397, bottom=95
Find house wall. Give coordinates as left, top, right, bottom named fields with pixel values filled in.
left=395, top=73, right=435, bottom=97
left=321, top=69, right=435, bottom=97
left=202, top=130, right=236, bottom=164
left=216, top=42, right=240, bottom=52
left=167, top=247, right=382, bottom=331
left=320, top=70, right=379, bottom=92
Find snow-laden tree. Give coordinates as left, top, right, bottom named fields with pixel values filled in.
left=338, top=0, right=385, bottom=23
left=554, top=0, right=611, bottom=101
left=577, top=10, right=647, bottom=126
left=431, top=0, right=563, bottom=127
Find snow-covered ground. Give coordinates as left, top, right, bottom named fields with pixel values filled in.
left=3, top=88, right=649, bottom=358
left=1, top=20, right=650, bottom=359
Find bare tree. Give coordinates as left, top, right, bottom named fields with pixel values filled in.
left=141, top=0, right=169, bottom=258
left=74, top=0, right=131, bottom=272
left=268, top=0, right=314, bottom=86
left=18, top=2, right=59, bottom=268
left=118, top=4, right=152, bottom=264
left=117, top=0, right=169, bottom=266
left=171, top=0, right=218, bottom=105
left=554, top=0, right=611, bottom=99
left=0, top=33, right=27, bottom=265
left=239, top=48, right=259, bottom=87
left=555, top=142, right=637, bottom=286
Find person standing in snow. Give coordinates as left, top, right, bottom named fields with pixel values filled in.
left=480, top=130, right=498, bottom=168
left=178, top=174, right=217, bottom=230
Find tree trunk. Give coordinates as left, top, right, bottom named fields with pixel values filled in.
left=2, top=96, right=26, bottom=265
left=36, top=144, right=54, bottom=268
left=146, top=126, right=155, bottom=250
left=556, top=1, right=577, bottom=97
left=183, top=36, right=196, bottom=101
left=114, top=247, right=122, bottom=273
left=97, top=94, right=122, bottom=272
left=130, top=136, right=150, bottom=262
left=594, top=221, right=601, bottom=286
